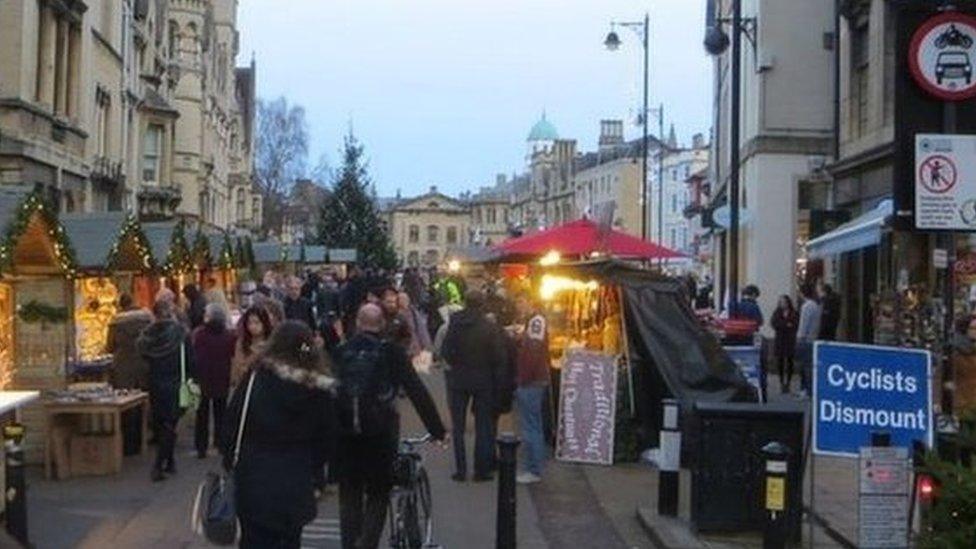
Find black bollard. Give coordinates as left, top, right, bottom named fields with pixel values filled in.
left=658, top=398, right=680, bottom=516
left=496, top=433, right=521, bottom=549
left=3, top=423, right=28, bottom=546
left=761, top=441, right=790, bottom=549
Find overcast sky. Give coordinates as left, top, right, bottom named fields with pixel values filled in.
left=238, top=0, right=713, bottom=197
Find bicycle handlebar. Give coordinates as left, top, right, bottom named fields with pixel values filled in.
left=401, top=433, right=434, bottom=446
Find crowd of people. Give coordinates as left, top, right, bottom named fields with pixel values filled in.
left=104, top=266, right=551, bottom=549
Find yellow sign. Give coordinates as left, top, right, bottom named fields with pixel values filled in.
left=766, top=477, right=785, bottom=511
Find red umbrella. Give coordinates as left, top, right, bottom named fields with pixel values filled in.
left=495, top=218, right=684, bottom=259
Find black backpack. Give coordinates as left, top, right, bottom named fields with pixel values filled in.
left=336, top=341, right=396, bottom=437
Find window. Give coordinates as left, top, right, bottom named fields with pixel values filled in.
left=236, top=188, right=245, bottom=221
left=142, top=124, right=163, bottom=182
left=487, top=207, right=497, bottom=224
left=408, top=225, right=419, bottom=243
left=425, top=250, right=439, bottom=265
left=670, top=228, right=677, bottom=247
left=671, top=193, right=678, bottom=213
left=446, top=226, right=458, bottom=244
left=168, top=21, right=180, bottom=57
left=407, top=251, right=419, bottom=266
left=851, top=21, right=870, bottom=138
left=427, top=225, right=439, bottom=243
left=94, top=87, right=110, bottom=157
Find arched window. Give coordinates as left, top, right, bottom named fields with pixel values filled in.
left=236, top=188, right=245, bottom=221
left=168, top=21, right=179, bottom=57
left=408, top=225, right=419, bottom=243
left=446, top=226, right=458, bottom=244
left=427, top=225, right=439, bottom=243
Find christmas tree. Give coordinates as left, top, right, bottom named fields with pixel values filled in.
left=317, top=133, right=397, bottom=270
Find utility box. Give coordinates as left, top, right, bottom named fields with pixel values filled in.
left=690, top=401, right=805, bottom=541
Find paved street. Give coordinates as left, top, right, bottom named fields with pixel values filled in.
left=27, top=369, right=653, bottom=549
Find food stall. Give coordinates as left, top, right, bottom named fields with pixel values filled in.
left=143, top=219, right=194, bottom=296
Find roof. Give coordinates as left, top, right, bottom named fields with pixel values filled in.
left=61, top=212, right=129, bottom=269
left=252, top=242, right=282, bottom=264
left=140, top=88, right=178, bottom=116
left=528, top=112, right=559, bottom=142
left=495, top=218, right=684, bottom=260
left=304, top=245, right=327, bottom=263
left=142, top=221, right=181, bottom=264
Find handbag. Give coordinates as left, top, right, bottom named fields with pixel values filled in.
left=191, top=371, right=257, bottom=545
left=179, top=343, right=201, bottom=411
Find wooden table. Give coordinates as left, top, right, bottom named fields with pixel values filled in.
left=43, top=392, right=149, bottom=479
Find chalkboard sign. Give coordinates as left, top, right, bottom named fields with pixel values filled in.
left=556, top=349, right=618, bottom=465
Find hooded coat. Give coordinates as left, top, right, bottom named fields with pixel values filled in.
left=137, top=319, right=193, bottom=423
left=107, top=309, right=153, bottom=390
left=222, top=360, right=336, bottom=533
left=441, top=308, right=507, bottom=392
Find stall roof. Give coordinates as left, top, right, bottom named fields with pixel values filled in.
left=806, top=199, right=891, bottom=259
left=446, top=245, right=502, bottom=264
left=253, top=242, right=282, bottom=264
left=0, top=185, right=76, bottom=275
left=142, top=221, right=180, bottom=262
left=61, top=212, right=129, bottom=269
left=496, top=218, right=684, bottom=260
left=304, top=245, right=327, bottom=263
left=328, top=248, right=357, bottom=263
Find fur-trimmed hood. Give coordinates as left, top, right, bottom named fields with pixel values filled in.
left=262, top=359, right=336, bottom=392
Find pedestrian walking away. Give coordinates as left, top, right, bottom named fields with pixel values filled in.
left=770, top=295, right=798, bottom=394
left=221, top=320, right=336, bottom=549
left=192, top=303, right=237, bottom=458
left=441, top=289, right=507, bottom=482
left=795, top=284, right=822, bottom=396
left=332, top=303, right=447, bottom=549
left=137, top=299, right=194, bottom=482
left=106, top=293, right=153, bottom=454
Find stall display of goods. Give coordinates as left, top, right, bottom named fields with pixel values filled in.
left=539, top=274, right=623, bottom=364
left=0, top=283, right=13, bottom=389
left=74, top=277, right=119, bottom=362
left=48, top=383, right=139, bottom=404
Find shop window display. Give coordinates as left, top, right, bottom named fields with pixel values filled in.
left=74, top=278, right=119, bottom=362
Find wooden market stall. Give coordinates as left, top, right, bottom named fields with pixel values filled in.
left=0, top=186, right=77, bottom=463
left=143, top=219, right=194, bottom=297
left=207, top=230, right=240, bottom=300
left=61, top=212, right=159, bottom=370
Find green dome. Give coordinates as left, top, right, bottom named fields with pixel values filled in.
left=527, top=112, right=558, bottom=142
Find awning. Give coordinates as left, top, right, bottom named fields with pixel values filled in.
left=806, top=199, right=891, bottom=259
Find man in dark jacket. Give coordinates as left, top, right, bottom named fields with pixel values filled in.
left=283, top=275, right=316, bottom=329
left=107, top=293, right=153, bottom=454
left=182, top=284, right=207, bottom=329
left=441, top=290, right=506, bottom=482
left=818, top=283, right=841, bottom=341
left=333, top=303, right=446, bottom=549
left=138, top=299, right=193, bottom=482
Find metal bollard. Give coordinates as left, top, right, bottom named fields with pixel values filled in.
left=761, top=441, right=790, bottom=549
left=3, top=423, right=28, bottom=546
left=496, top=433, right=521, bottom=549
left=658, top=398, right=680, bottom=516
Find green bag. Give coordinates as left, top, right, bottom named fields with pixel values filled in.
left=179, top=343, right=201, bottom=410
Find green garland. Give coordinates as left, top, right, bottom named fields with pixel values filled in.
left=217, top=232, right=235, bottom=270
left=234, top=238, right=246, bottom=269
left=0, top=191, right=77, bottom=277
left=191, top=228, right=211, bottom=268
left=18, top=299, right=68, bottom=324
left=106, top=214, right=155, bottom=271
left=163, top=218, right=193, bottom=274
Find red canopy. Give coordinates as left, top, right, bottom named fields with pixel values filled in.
left=495, top=218, right=684, bottom=259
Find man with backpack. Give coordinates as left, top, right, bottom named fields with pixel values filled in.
left=333, top=303, right=447, bottom=549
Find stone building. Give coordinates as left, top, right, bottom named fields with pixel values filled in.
left=465, top=174, right=511, bottom=247
left=384, top=186, right=470, bottom=267
left=510, top=114, right=577, bottom=230
left=281, top=178, right=328, bottom=244
left=0, top=0, right=261, bottom=231
left=652, top=132, right=709, bottom=253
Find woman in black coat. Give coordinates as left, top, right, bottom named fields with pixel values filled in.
left=222, top=320, right=336, bottom=549
left=137, top=299, right=194, bottom=482
left=770, top=295, right=799, bottom=394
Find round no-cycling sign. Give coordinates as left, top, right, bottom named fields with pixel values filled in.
left=918, top=153, right=957, bottom=194
left=909, top=12, right=976, bottom=101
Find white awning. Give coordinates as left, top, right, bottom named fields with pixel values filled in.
left=806, top=199, right=892, bottom=259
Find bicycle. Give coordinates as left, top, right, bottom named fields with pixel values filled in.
left=389, top=433, right=438, bottom=548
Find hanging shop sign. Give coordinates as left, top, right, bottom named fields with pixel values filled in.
left=813, top=342, right=932, bottom=457
left=914, top=133, right=976, bottom=230
left=556, top=349, right=618, bottom=466
left=909, top=11, right=976, bottom=101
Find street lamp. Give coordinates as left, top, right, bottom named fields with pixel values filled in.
left=605, top=14, right=651, bottom=243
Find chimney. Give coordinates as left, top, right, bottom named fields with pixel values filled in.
left=692, top=133, right=705, bottom=149
left=599, top=120, right=624, bottom=154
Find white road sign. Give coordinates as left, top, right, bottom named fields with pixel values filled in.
left=909, top=12, right=976, bottom=101
left=915, top=134, right=976, bottom=230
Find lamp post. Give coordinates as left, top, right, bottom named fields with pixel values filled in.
left=704, top=0, right=749, bottom=308
left=605, top=14, right=650, bottom=242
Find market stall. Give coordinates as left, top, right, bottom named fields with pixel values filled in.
left=495, top=218, right=684, bottom=263
left=528, top=259, right=756, bottom=463
left=61, top=213, right=158, bottom=375
left=0, top=186, right=78, bottom=463
left=143, top=219, right=194, bottom=297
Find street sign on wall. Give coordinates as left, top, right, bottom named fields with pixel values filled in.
left=915, top=133, right=976, bottom=230
left=909, top=11, right=976, bottom=101
left=813, top=342, right=932, bottom=457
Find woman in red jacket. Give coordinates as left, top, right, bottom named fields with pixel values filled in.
left=192, top=303, right=237, bottom=458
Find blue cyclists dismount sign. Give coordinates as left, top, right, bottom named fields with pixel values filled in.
left=813, top=342, right=933, bottom=457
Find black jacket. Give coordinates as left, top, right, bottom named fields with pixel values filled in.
left=222, top=361, right=336, bottom=532
left=283, top=296, right=316, bottom=329
left=441, top=308, right=506, bottom=392
left=332, top=332, right=446, bottom=486
left=137, top=319, right=193, bottom=423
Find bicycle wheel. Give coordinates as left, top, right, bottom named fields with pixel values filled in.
left=389, top=495, right=409, bottom=549
left=415, top=467, right=433, bottom=543
left=400, top=494, right=423, bottom=548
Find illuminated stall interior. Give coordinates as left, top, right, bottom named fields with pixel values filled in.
left=538, top=271, right=624, bottom=367
left=62, top=213, right=158, bottom=362
left=143, top=219, right=193, bottom=296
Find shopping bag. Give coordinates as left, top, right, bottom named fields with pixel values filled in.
left=191, top=472, right=237, bottom=545
left=179, top=344, right=201, bottom=411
